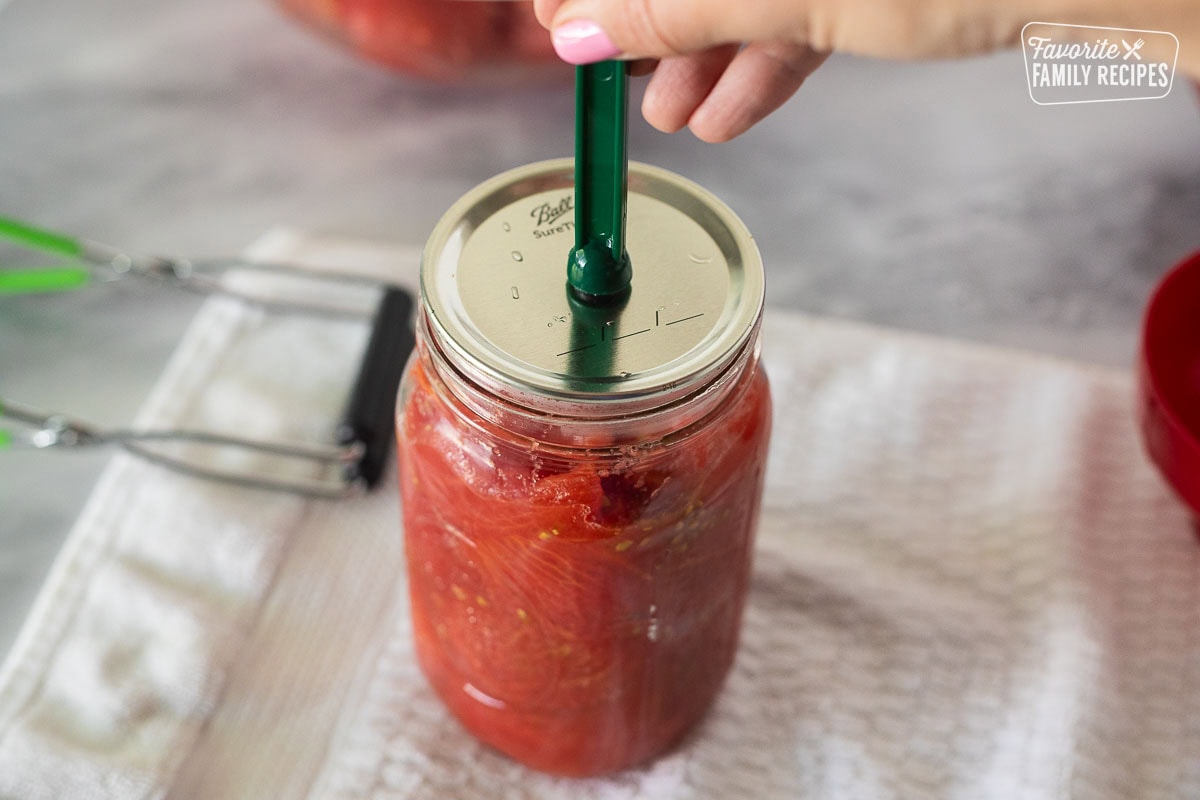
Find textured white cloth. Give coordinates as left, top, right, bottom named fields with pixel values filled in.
left=0, top=231, right=1196, bottom=800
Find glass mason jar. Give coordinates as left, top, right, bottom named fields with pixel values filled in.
left=396, top=159, right=771, bottom=776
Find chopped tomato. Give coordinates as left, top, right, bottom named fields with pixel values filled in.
left=397, top=347, right=771, bottom=776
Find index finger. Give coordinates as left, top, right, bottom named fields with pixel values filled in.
left=534, top=0, right=565, bottom=29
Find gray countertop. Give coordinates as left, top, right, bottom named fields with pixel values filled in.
left=1, top=0, right=1198, bottom=661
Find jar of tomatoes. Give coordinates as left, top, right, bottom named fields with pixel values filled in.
left=397, top=159, right=770, bottom=776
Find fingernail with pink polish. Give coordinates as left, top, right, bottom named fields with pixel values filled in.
left=551, top=19, right=621, bottom=65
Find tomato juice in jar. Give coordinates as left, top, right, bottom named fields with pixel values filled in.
left=396, top=159, right=771, bottom=776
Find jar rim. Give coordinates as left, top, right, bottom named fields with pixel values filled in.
left=416, top=307, right=765, bottom=450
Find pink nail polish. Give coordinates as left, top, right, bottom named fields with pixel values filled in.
left=551, top=19, right=621, bottom=65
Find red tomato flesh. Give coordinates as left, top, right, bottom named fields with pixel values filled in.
left=398, top=351, right=771, bottom=776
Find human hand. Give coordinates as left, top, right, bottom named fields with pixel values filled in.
left=535, top=0, right=1196, bottom=142
left=534, top=0, right=1029, bottom=141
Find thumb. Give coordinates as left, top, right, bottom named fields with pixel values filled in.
left=548, top=0, right=814, bottom=64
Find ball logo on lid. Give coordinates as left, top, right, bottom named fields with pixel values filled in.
left=530, top=195, right=573, bottom=228
left=530, top=194, right=577, bottom=241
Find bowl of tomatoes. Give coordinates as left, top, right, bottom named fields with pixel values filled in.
left=277, top=0, right=568, bottom=83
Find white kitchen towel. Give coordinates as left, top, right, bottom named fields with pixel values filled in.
left=0, top=231, right=1196, bottom=800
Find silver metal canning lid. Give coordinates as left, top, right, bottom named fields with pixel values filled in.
left=421, top=158, right=764, bottom=417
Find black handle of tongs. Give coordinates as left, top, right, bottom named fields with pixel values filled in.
left=337, top=286, right=416, bottom=489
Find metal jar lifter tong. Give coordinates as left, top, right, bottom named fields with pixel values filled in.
left=0, top=217, right=415, bottom=499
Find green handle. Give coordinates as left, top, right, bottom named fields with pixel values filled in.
left=0, top=217, right=91, bottom=294
left=567, top=61, right=632, bottom=302
left=0, top=429, right=10, bottom=450
left=0, top=266, right=91, bottom=294
left=0, top=216, right=85, bottom=259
